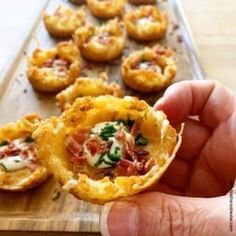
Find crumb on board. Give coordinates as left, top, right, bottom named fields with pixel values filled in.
left=23, top=89, right=27, bottom=94
left=51, top=189, right=61, bottom=201
left=177, top=35, right=183, bottom=43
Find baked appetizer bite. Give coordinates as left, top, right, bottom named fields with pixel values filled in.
left=74, top=19, right=124, bottom=62
left=27, top=41, right=81, bottom=93
left=43, top=6, right=85, bottom=38
left=124, top=6, right=168, bottom=42
left=33, top=96, right=182, bottom=204
left=0, top=114, right=49, bottom=191
left=121, top=45, right=177, bottom=92
left=87, top=0, right=126, bottom=19
left=56, top=73, right=124, bottom=110
left=129, top=0, right=156, bottom=5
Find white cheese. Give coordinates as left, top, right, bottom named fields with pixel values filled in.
left=137, top=17, right=153, bottom=26
left=62, top=179, right=77, bottom=192
left=0, top=155, right=31, bottom=172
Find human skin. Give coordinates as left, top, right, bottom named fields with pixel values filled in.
left=100, top=80, right=236, bottom=236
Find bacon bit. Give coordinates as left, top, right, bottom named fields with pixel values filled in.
left=116, top=128, right=126, bottom=141
left=117, top=159, right=137, bottom=176
left=26, top=162, right=38, bottom=171
left=42, top=59, right=53, bottom=67
left=154, top=47, right=166, bottom=56
left=66, top=138, right=84, bottom=159
left=70, top=156, right=86, bottom=166
left=86, top=139, right=100, bottom=155
left=73, top=131, right=89, bottom=144
left=99, top=140, right=113, bottom=154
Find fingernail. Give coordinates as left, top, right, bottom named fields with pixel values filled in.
left=100, top=201, right=138, bottom=236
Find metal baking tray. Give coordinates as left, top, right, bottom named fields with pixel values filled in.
left=0, top=0, right=205, bottom=233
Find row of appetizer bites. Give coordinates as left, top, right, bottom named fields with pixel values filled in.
left=27, top=39, right=176, bottom=99
left=43, top=5, right=168, bottom=42
left=0, top=114, right=49, bottom=191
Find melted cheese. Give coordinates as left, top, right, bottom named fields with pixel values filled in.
left=0, top=155, right=31, bottom=172
left=137, top=17, right=153, bottom=26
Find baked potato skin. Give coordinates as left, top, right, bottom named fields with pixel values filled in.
left=43, top=6, right=85, bottom=38
left=0, top=114, right=50, bottom=191
left=73, top=19, right=125, bottom=62
left=124, top=6, right=168, bottom=42
left=121, top=45, right=177, bottom=92
left=56, top=73, right=124, bottom=111
left=27, top=41, right=81, bottom=93
left=33, top=96, right=182, bottom=204
left=87, top=0, right=126, bottom=19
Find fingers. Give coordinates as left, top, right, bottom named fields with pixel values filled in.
left=154, top=80, right=235, bottom=129
left=176, top=118, right=211, bottom=161
left=101, top=192, right=233, bottom=236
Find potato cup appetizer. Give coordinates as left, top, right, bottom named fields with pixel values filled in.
left=121, top=45, right=177, bottom=92
left=56, top=73, right=124, bottom=111
left=129, top=0, right=156, bottom=5
left=33, top=96, right=182, bottom=204
left=124, top=6, right=168, bottom=42
left=43, top=6, right=85, bottom=38
left=0, top=114, right=49, bottom=191
left=87, top=0, right=126, bottom=19
left=73, top=19, right=125, bottom=62
left=27, top=41, right=81, bottom=93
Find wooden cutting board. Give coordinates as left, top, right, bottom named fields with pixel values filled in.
left=0, top=0, right=204, bottom=233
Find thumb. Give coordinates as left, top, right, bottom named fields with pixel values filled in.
left=100, top=192, right=235, bottom=236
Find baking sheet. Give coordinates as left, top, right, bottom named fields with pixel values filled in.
left=0, top=0, right=205, bottom=232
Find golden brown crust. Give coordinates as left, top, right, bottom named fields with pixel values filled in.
left=27, top=41, right=81, bottom=93
left=56, top=73, right=124, bottom=111
left=33, top=96, right=182, bottom=204
left=73, top=19, right=125, bottom=62
left=0, top=114, right=50, bottom=191
left=87, top=0, right=126, bottom=19
left=121, top=45, right=177, bottom=92
left=124, top=6, right=168, bottom=42
left=43, top=6, right=85, bottom=38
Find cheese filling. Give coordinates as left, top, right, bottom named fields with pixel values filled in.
left=0, top=137, right=38, bottom=172
left=138, top=61, right=162, bottom=73
left=137, top=16, right=155, bottom=26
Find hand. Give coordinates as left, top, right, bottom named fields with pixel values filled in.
left=100, top=80, right=236, bottom=236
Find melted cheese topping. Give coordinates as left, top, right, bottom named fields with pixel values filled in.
left=0, top=155, right=31, bottom=172
left=0, top=137, right=36, bottom=172
left=137, top=17, right=154, bottom=26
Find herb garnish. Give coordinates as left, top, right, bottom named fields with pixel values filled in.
left=95, top=153, right=116, bottom=168
left=0, top=140, right=8, bottom=147
left=99, top=124, right=117, bottom=141
left=14, top=160, right=20, bottom=163
left=0, top=163, right=8, bottom=172
left=117, top=118, right=134, bottom=131
left=24, top=137, right=34, bottom=143
left=135, top=133, right=149, bottom=146
left=107, top=147, right=121, bottom=162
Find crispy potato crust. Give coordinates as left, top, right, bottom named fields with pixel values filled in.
left=27, top=41, right=81, bottom=93
left=56, top=73, right=124, bottom=111
left=73, top=19, right=125, bottom=62
left=43, top=6, right=85, bottom=38
left=33, top=96, right=182, bottom=204
left=124, top=6, right=168, bottom=41
left=87, top=0, right=126, bottom=19
left=121, top=45, right=177, bottom=92
left=0, top=114, right=49, bottom=191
